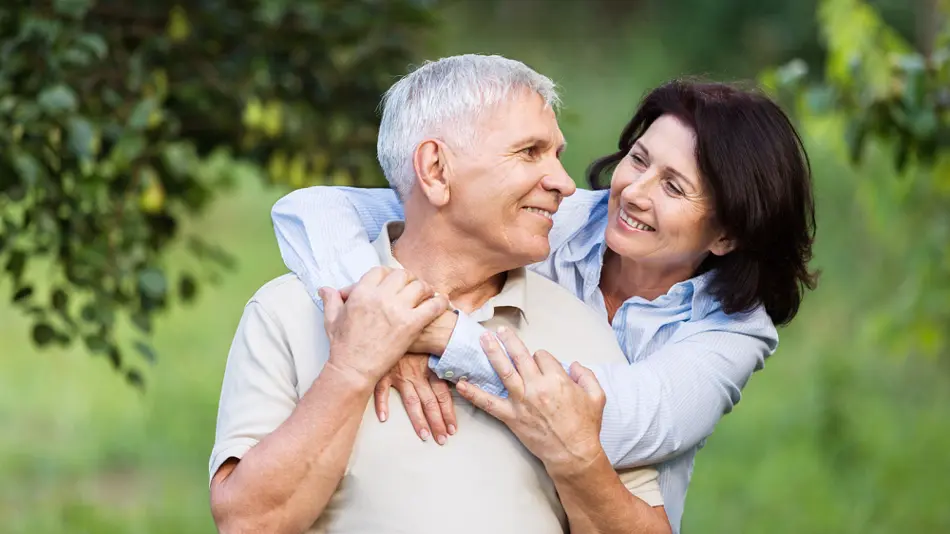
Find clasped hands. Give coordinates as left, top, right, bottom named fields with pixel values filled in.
left=321, top=266, right=607, bottom=470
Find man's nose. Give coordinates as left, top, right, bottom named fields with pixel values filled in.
left=541, top=161, right=576, bottom=198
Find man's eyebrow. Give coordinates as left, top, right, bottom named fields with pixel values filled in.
left=513, top=136, right=566, bottom=152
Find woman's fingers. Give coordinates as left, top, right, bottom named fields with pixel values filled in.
left=374, top=374, right=393, bottom=422
left=429, top=373, right=458, bottom=435
left=495, top=326, right=540, bottom=382
left=395, top=379, right=436, bottom=443
left=533, top=349, right=567, bottom=376
left=479, top=331, right=525, bottom=399
left=569, top=362, right=606, bottom=408
left=456, top=381, right=514, bottom=423
left=413, top=377, right=450, bottom=445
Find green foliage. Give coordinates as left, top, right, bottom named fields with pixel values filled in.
left=0, top=0, right=435, bottom=381
left=763, top=0, right=950, bottom=360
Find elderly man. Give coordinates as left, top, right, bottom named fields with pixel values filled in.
left=209, top=55, right=669, bottom=533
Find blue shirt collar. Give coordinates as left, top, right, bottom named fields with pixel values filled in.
left=556, top=193, right=721, bottom=320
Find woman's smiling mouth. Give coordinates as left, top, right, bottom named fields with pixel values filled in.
left=619, top=210, right=656, bottom=232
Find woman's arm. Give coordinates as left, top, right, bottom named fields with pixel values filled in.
left=593, top=319, right=776, bottom=468
left=270, top=186, right=601, bottom=306
left=271, top=186, right=402, bottom=303
left=428, top=311, right=776, bottom=468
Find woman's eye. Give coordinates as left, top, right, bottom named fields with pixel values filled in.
left=630, top=153, right=647, bottom=166
left=664, top=180, right=683, bottom=196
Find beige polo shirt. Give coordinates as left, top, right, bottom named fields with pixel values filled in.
left=211, top=222, right=663, bottom=533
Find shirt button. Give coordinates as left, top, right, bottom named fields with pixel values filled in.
left=458, top=375, right=468, bottom=382
left=444, top=370, right=455, bottom=378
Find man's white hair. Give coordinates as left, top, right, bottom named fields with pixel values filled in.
left=377, top=54, right=560, bottom=201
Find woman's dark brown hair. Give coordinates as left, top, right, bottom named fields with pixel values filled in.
left=587, top=79, right=818, bottom=325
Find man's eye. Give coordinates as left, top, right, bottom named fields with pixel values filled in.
left=521, top=146, right=540, bottom=158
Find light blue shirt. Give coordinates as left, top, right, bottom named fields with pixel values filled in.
left=271, top=186, right=779, bottom=533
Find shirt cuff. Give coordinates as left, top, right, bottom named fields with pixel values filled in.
left=429, top=311, right=507, bottom=397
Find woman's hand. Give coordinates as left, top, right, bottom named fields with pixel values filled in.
left=374, top=354, right=457, bottom=445
left=456, top=326, right=607, bottom=475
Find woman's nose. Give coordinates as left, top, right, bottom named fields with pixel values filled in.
left=621, top=169, right=657, bottom=211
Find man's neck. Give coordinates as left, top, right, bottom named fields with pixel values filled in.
left=392, top=220, right=508, bottom=314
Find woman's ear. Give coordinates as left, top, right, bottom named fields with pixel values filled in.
left=709, top=233, right=736, bottom=256
left=413, top=139, right=451, bottom=207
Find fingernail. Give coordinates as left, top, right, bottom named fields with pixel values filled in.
left=456, top=381, right=467, bottom=392
left=379, top=411, right=387, bottom=422
left=436, top=434, right=447, bottom=446
left=317, top=288, right=325, bottom=300
left=420, top=429, right=430, bottom=441
left=448, top=424, right=456, bottom=435
left=479, top=332, right=492, bottom=347
left=497, top=326, right=508, bottom=334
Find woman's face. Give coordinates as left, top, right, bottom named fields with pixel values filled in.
left=605, top=115, right=734, bottom=274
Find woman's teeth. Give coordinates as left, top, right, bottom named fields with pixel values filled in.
left=524, top=207, right=553, bottom=220
left=620, top=210, right=655, bottom=231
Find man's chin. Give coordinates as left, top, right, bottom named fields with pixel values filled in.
left=515, top=240, right=551, bottom=265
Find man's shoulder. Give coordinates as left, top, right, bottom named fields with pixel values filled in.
left=523, top=272, right=615, bottom=333
left=521, top=271, right=623, bottom=363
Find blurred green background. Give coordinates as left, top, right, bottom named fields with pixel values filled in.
left=2, top=0, right=948, bottom=532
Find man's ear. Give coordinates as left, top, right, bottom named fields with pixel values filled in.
left=412, top=139, right=450, bottom=208
left=709, top=233, right=736, bottom=256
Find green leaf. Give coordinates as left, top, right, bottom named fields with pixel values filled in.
left=111, top=135, right=146, bottom=165
left=125, top=369, right=145, bottom=390
left=131, top=311, right=152, bottom=334
left=775, top=59, right=808, bottom=88
left=138, top=268, right=167, bottom=299
left=134, top=341, right=157, bottom=365
left=67, top=117, right=96, bottom=159
left=128, top=98, right=157, bottom=131
left=12, top=151, right=43, bottom=185
left=179, top=274, right=198, bottom=302
left=80, top=303, right=98, bottom=322
left=910, top=109, right=938, bottom=139
left=37, top=84, right=79, bottom=114
left=53, top=0, right=93, bottom=18
left=107, top=346, right=122, bottom=369
left=13, top=286, right=33, bottom=303
left=76, top=33, right=107, bottom=59
left=32, top=323, right=56, bottom=346
left=5, top=251, right=26, bottom=280
left=51, top=288, right=69, bottom=311
left=83, top=334, right=108, bottom=353
left=805, top=85, right=836, bottom=115
left=845, top=119, right=868, bottom=164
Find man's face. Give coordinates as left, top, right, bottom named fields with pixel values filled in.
left=443, top=90, right=575, bottom=267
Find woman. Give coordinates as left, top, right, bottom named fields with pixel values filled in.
left=270, top=79, right=817, bottom=531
